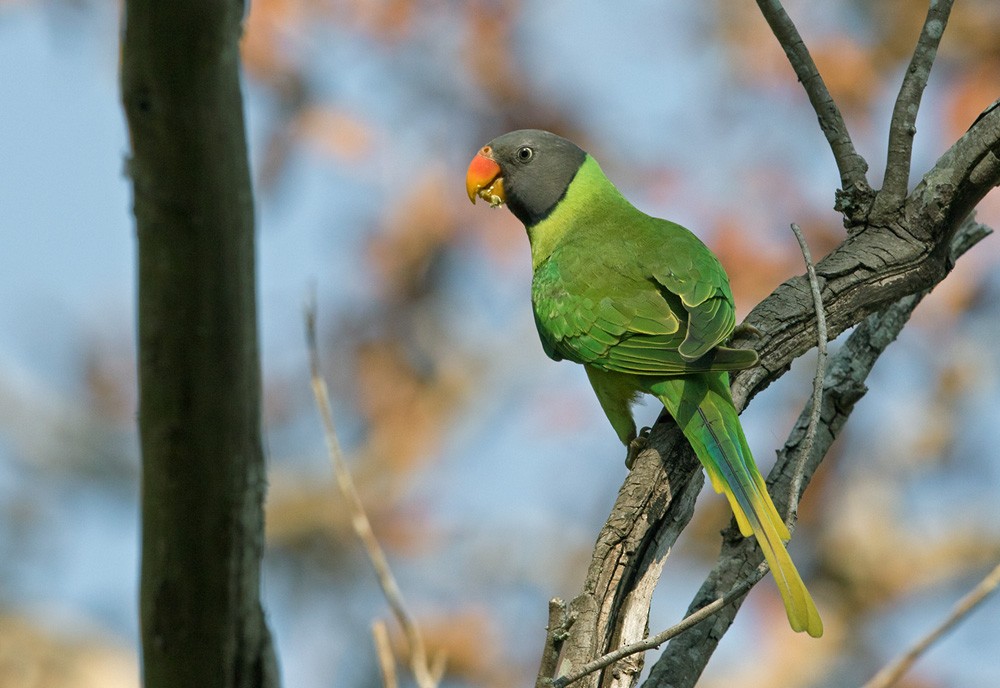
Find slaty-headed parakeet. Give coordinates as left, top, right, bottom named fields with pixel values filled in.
left=465, top=130, right=822, bottom=637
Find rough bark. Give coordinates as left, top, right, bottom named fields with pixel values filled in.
left=122, top=2, right=279, bottom=686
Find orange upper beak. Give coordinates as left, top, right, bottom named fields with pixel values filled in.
left=466, top=146, right=505, bottom=206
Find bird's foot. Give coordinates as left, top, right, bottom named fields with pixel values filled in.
left=625, top=427, right=652, bottom=469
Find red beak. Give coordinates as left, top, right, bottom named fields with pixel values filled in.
left=465, top=146, right=505, bottom=205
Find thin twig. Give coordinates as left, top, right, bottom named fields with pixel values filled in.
left=874, top=0, right=954, bottom=216
left=863, top=560, right=1000, bottom=688
left=373, top=620, right=399, bottom=688
left=305, top=296, right=440, bottom=688
left=787, top=223, right=827, bottom=520
left=755, top=0, right=869, bottom=192
left=551, top=565, right=768, bottom=688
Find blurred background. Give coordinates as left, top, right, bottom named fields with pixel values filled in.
left=2, top=0, right=1000, bottom=686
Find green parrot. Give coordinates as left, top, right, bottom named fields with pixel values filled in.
left=465, top=129, right=822, bottom=637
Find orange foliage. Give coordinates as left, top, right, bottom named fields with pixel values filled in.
left=712, top=214, right=797, bottom=312
left=352, top=338, right=462, bottom=474
left=810, top=37, right=880, bottom=115
left=709, top=199, right=851, bottom=313
left=944, top=61, right=1000, bottom=141
left=0, top=616, right=138, bottom=688
left=393, top=609, right=520, bottom=687
left=368, top=168, right=459, bottom=300
left=265, top=475, right=435, bottom=556
left=294, top=106, right=375, bottom=162
left=242, top=0, right=303, bottom=80
left=715, top=2, right=792, bottom=89
left=330, top=0, right=416, bottom=41
left=461, top=0, right=525, bottom=107
left=821, top=477, right=1000, bottom=611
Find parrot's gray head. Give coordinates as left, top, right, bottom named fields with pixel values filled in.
left=466, top=129, right=587, bottom=227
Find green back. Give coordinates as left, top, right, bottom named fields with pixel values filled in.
left=528, top=155, right=754, bottom=376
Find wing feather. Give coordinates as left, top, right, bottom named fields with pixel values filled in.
left=531, top=217, right=755, bottom=376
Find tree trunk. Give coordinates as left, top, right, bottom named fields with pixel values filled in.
left=121, top=1, right=279, bottom=686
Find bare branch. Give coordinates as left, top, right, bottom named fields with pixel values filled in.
left=906, top=102, right=1000, bottom=233
left=873, top=0, right=955, bottom=216
left=755, top=0, right=870, bottom=197
left=863, top=560, right=1000, bottom=688
left=373, top=620, right=399, bottom=688
left=787, top=222, right=827, bottom=521
left=730, top=103, right=1000, bottom=414
left=305, top=299, right=441, bottom=688
left=540, top=427, right=704, bottom=687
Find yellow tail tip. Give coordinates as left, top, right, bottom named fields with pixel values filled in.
left=790, top=606, right=824, bottom=638
left=777, top=584, right=823, bottom=638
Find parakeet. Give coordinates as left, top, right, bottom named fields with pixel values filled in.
left=465, top=129, right=822, bottom=637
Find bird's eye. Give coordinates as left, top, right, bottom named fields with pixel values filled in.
left=516, top=146, right=533, bottom=162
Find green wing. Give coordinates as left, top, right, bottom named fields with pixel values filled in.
left=646, top=219, right=740, bottom=361
left=531, top=218, right=755, bottom=376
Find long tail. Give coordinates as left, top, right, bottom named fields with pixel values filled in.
left=650, top=373, right=823, bottom=637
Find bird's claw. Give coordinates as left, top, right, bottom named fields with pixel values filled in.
left=731, top=322, right=763, bottom=340
left=625, top=427, right=652, bottom=469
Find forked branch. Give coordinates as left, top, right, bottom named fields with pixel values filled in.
left=873, top=0, right=955, bottom=216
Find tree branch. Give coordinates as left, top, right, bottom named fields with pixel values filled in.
left=730, top=102, right=1000, bottom=414
left=536, top=599, right=572, bottom=688
left=536, top=425, right=706, bottom=688
left=787, top=223, right=827, bottom=521
left=873, top=0, right=955, bottom=217
left=373, top=620, right=400, bottom=688
left=755, top=0, right=871, bottom=205
left=863, top=560, right=1000, bottom=688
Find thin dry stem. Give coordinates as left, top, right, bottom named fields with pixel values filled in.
left=373, top=620, right=399, bottom=688
left=788, top=223, right=827, bottom=520
left=305, top=297, right=440, bottom=688
left=864, top=560, right=1000, bottom=688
